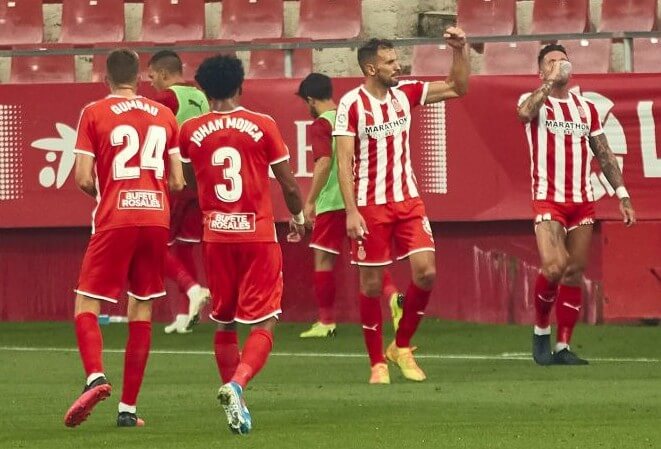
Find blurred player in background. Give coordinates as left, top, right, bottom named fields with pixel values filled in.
left=179, top=55, right=305, bottom=434
left=64, top=49, right=184, bottom=428
left=148, top=50, right=211, bottom=334
left=296, top=73, right=404, bottom=338
left=517, top=44, right=636, bottom=366
left=334, top=28, right=469, bottom=384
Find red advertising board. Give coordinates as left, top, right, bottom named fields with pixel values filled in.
left=1, top=75, right=660, bottom=228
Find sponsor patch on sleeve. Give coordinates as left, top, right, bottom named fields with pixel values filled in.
left=117, top=190, right=164, bottom=210
left=209, top=212, right=256, bottom=233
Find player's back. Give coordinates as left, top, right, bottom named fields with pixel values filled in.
left=179, top=107, right=290, bottom=243
left=75, top=95, right=179, bottom=233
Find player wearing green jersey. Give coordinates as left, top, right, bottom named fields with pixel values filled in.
left=148, top=50, right=211, bottom=334
left=296, top=74, right=402, bottom=339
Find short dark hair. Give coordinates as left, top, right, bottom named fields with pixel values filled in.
left=195, top=55, right=244, bottom=100
left=296, top=73, right=333, bottom=100
left=358, top=38, right=395, bottom=73
left=148, top=49, right=183, bottom=74
left=538, top=44, right=568, bottom=67
left=106, top=49, right=139, bottom=85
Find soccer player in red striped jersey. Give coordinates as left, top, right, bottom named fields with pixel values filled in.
left=517, top=44, right=636, bottom=365
left=64, top=49, right=184, bottom=428
left=334, top=28, right=469, bottom=384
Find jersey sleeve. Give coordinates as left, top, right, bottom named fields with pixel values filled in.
left=586, top=100, right=605, bottom=137
left=74, top=106, right=96, bottom=157
left=263, top=119, right=290, bottom=165
left=310, top=118, right=333, bottom=161
left=398, top=80, right=428, bottom=107
left=153, top=89, right=180, bottom=116
left=165, top=110, right=180, bottom=156
left=178, top=121, right=192, bottom=163
left=333, top=95, right=358, bottom=137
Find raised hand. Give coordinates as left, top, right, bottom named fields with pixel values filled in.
left=443, top=26, right=467, bottom=49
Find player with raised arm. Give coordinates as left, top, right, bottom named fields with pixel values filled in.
left=296, top=73, right=404, bottom=338
left=147, top=50, right=211, bottom=334
left=517, top=44, right=636, bottom=365
left=334, top=28, right=469, bottom=384
left=179, top=55, right=305, bottom=434
left=64, top=49, right=184, bottom=428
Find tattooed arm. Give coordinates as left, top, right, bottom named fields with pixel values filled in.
left=517, top=61, right=563, bottom=123
left=589, top=134, right=636, bottom=226
left=516, top=81, right=553, bottom=123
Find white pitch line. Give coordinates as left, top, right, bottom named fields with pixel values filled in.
left=0, top=346, right=659, bottom=363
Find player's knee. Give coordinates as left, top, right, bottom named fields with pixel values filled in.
left=361, top=278, right=383, bottom=298
left=413, top=266, right=436, bottom=290
left=562, top=263, right=585, bottom=285
left=542, top=259, right=567, bottom=282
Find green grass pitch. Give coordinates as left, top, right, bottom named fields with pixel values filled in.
left=0, top=321, right=660, bottom=449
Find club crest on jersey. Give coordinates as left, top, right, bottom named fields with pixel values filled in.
left=391, top=98, right=402, bottom=113
left=208, top=212, right=256, bottom=232
left=117, top=190, right=164, bottom=210
left=356, top=243, right=367, bottom=261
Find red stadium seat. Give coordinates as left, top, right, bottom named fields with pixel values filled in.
left=91, top=42, right=154, bottom=83
left=634, top=37, right=661, bottom=72
left=410, top=44, right=453, bottom=76
left=60, top=0, right=124, bottom=45
left=176, top=40, right=236, bottom=80
left=248, top=38, right=313, bottom=79
left=599, top=0, right=657, bottom=32
left=297, top=0, right=361, bottom=40
left=531, top=0, right=589, bottom=34
left=456, top=0, right=517, bottom=37
left=141, top=0, right=205, bottom=43
left=10, top=46, right=75, bottom=84
left=0, top=1, right=43, bottom=46
left=482, top=41, right=540, bottom=75
left=559, top=39, right=611, bottom=74
left=220, top=0, right=283, bottom=42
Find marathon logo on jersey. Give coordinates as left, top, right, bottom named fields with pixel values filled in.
left=545, top=120, right=590, bottom=137
left=209, top=212, right=256, bottom=233
left=364, top=116, right=409, bottom=139
left=118, top=190, right=164, bottom=210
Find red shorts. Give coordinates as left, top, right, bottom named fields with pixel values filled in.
left=309, top=209, right=346, bottom=254
left=533, top=200, right=596, bottom=231
left=169, top=196, right=202, bottom=244
left=203, top=242, right=283, bottom=324
left=351, top=198, right=435, bottom=266
left=76, top=227, right=169, bottom=303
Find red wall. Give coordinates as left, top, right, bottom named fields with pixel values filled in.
left=1, top=221, right=657, bottom=323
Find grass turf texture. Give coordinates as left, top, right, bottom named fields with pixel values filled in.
left=0, top=321, right=660, bottom=449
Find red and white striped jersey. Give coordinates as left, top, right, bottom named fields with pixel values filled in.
left=519, top=91, right=604, bottom=203
left=333, top=80, right=428, bottom=206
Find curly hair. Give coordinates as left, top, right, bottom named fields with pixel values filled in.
left=195, top=55, right=245, bottom=100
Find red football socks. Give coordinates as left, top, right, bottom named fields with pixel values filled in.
left=314, top=271, right=335, bottom=324
left=359, top=293, right=385, bottom=366
left=121, top=321, right=152, bottom=406
left=232, top=329, right=273, bottom=389
left=164, top=249, right=197, bottom=294
left=555, top=285, right=582, bottom=345
left=75, top=312, right=104, bottom=376
left=395, top=282, right=431, bottom=348
left=214, top=330, right=240, bottom=383
left=534, top=273, right=558, bottom=329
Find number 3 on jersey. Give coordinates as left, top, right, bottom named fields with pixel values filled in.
left=112, top=125, right=167, bottom=180
left=213, top=146, right=242, bottom=202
